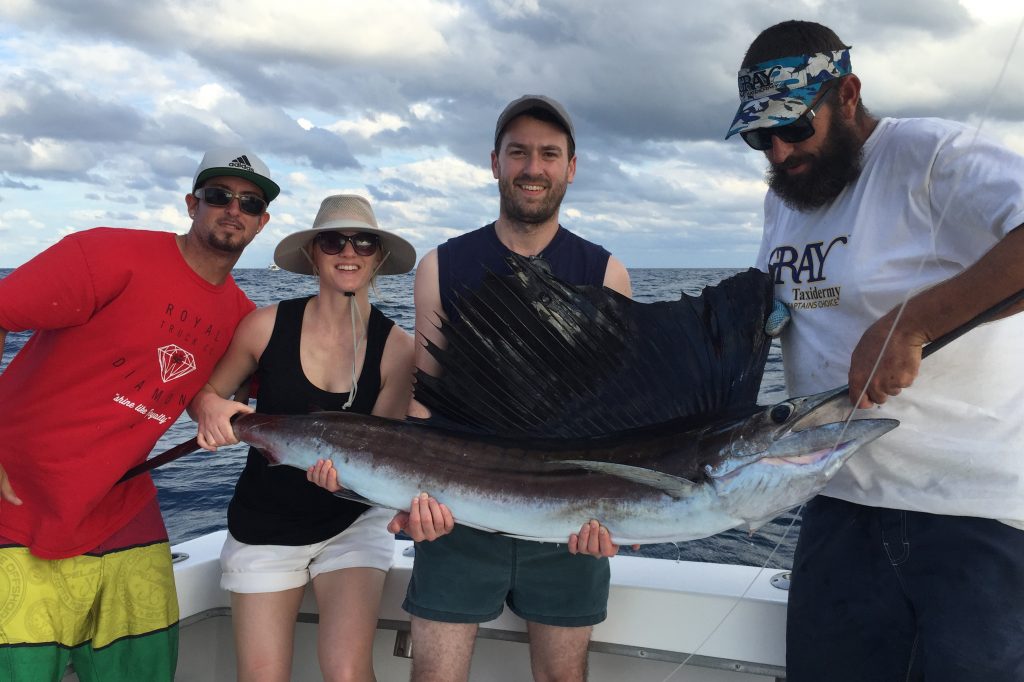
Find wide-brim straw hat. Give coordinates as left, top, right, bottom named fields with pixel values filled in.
left=273, top=194, right=416, bottom=276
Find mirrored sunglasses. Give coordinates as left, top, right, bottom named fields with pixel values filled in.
left=315, top=231, right=380, bottom=257
left=740, top=86, right=833, bottom=152
left=194, top=187, right=268, bottom=216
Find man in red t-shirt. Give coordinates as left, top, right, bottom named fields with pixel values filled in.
left=0, top=148, right=279, bottom=682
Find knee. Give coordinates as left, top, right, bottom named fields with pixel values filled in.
left=532, top=668, right=587, bottom=682
left=531, top=658, right=588, bottom=682
left=321, top=663, right=374, bottom=682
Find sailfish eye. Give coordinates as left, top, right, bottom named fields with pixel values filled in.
left=770, top=402, right=795, bottom=424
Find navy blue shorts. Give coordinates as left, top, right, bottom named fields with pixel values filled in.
left=403, top=524, right=609, bottom=627
left=787, top=496, right=1024, bottom=682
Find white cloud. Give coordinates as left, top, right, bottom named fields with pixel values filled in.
left=170, top=1, right=461, bottom=61
left=960, top=0, right=1024, bottom=22
left=328, top=112, right=408, bottom=138
left=0, top=0, right=1019, bottom=268
left=381, top=156, right=494, bottom=193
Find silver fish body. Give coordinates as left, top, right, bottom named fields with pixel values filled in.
left=233, top=385, right=896, bottom=545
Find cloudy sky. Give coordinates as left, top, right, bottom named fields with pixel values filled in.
left=0, top=1, right=1021, bottom=269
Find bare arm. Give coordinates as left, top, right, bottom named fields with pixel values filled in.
left=850, top=223, right=1024, bottom=407
left=407, top=249, right=445, bottom=419
left=387, top=249, right=455, bottom=539
left=189, top=306, right=275, bottom=450
left=371, top=325, right=415, bottom=419
left=603, top=255, right=632, bottom=297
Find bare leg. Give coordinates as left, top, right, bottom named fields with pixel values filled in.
left=232, top=588, right=306, bottom=682
left=312, top=567, right=387, bottom=682
left=527, top=622, right=592, bottom=682
left=409, top=615, right=478, bottom=682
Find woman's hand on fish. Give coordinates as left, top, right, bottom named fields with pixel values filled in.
left=387, top=492, right=454, bottom=541
left=0, top=463, right=21, bottom=508
left=193, top=389, right=254, bottom=451
left=569, top=520, right=638, bottom=558
left=848, top=312, right=927, bottom=408
left=306, top=459, right=342, bottom=492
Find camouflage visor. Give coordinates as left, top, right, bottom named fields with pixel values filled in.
left=725, top=48, right=852, bottom=139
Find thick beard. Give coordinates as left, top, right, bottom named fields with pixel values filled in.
left=498, top=172, right=569, bottom=226
left=766, top=113, right=864, bottom=212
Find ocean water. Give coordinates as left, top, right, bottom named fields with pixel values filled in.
left=0, top=267, right=798, bottom=569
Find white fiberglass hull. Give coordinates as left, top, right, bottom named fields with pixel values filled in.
left=164, top=531, right=788, bottom=682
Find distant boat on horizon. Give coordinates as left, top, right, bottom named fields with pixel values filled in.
left=268, top=263, right=280, bottom=271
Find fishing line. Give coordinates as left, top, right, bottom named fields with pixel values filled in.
left=660, top=13, right=1023, bottom=681
left=662, top=507, right=802, bottom=679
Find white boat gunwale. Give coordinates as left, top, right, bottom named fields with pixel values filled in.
left=168, top=530, right=789, bottom=682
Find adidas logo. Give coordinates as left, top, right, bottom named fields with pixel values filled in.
left=227, top=155, right=254, bottom=172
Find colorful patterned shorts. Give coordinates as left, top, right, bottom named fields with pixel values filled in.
left=0, top=497, right=179, bottom=681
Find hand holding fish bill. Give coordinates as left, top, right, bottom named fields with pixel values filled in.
left=191, top=385, right=255, bottom=451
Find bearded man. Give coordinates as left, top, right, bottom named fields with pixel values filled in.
left=727, top=20, right=1024, bottom=682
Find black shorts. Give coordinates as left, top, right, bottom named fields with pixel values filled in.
left=403, top=524, right=610, bottom=627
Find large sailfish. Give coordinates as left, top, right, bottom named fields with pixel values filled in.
left=228, top=256, right=897, bottom=545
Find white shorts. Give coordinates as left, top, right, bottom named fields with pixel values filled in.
left=220, top=506, right=396, bottom=593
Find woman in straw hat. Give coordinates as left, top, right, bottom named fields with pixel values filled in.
left=189, top=194, right=416, bottom=682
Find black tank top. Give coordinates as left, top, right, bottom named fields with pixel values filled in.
left=227, top=296, right=395, bottom=545
left=438, top=223, right=610, bottom=322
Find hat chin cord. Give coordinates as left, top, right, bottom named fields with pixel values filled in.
left=341, top=292, right=362, bottom=410
left=340, top=250, right=390, bottom=410
left=371, top=249, right=391, bottom=280
left=301, top=248, right=318, bottom=275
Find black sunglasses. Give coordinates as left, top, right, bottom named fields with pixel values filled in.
left=194, top=187, right=268, bottom=216
left=315, top=231, right=380, bottom=257
left=740, top=86, right=834, bottom=151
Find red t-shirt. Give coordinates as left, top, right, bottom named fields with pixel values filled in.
left=0, top=227, right=255, bottom=559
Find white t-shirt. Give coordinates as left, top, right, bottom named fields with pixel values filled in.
left=757, top=117, right=1024, bottom=527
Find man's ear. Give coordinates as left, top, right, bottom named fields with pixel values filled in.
left=837, top=74, right=862, bottom=118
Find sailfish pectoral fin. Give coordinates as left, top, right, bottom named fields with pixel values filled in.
left=330, top=487, right=375, bottom=505
left=554, top=460, right=700, bottom=499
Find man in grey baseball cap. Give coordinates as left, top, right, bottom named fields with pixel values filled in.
left=493, top=94, right=575, bottom=155
left=394, top=95, right=631, bottom=682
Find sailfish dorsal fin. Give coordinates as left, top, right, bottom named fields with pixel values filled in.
left=414, top=255, right=774, bottom=439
